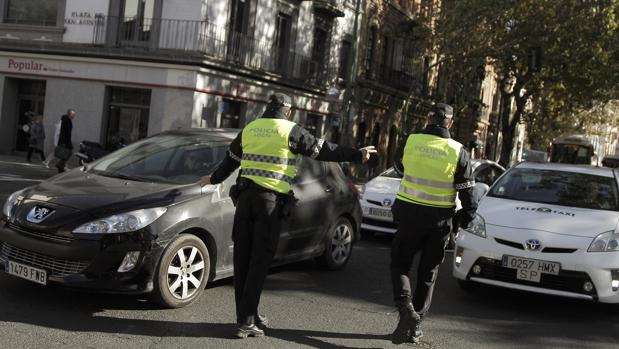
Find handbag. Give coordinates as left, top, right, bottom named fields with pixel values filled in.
left=54, top=145, right=72, bottom=160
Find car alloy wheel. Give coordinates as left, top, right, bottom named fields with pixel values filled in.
left=331, top=223, right=352, bottom=265
left=316, top=217, right=354, bottom=270
left=150, top=234, right=210, bottom=308
left=167, top=245, right=206, bottom=300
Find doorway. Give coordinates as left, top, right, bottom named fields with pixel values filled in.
left=105, top=86, right=151, bottom=147
left=15, top=79, right=46, bottom=151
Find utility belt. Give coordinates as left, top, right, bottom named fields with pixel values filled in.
left=230, top=177, right=298, bottom=218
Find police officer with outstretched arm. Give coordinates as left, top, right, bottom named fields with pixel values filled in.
left=389, top=103, right=477, bottom=345
left=200, top=93, right=376, bottom=339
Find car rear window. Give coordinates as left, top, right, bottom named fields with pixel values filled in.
left=488, top=168, right=619, bottom=211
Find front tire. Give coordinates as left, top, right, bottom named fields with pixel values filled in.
left=149, top=234, right=210, bottom=308
left=316, top=217, right=354, bottom=270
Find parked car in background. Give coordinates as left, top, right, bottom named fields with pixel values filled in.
left=359, top=160, right=506, bottom=235
left=454, top=162, right=619, bottom=303
left=0, top=129, right=361, bottom=308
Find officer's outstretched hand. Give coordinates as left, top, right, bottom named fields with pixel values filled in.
left=198, top=175, right=211, bottom=186
left=359, top=146, right=377, bottom=163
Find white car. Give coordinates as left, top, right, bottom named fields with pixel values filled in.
left=360, top=160, right=505, bottom=235
left=454, top=162, right=619, bottom=303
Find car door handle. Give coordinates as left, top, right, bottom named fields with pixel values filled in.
left=325, top=185, right=334, bottom=193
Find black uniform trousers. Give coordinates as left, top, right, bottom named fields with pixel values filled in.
left=390, top=200, right=452, bottom=315
left=232, top=187, right=283, bottom=325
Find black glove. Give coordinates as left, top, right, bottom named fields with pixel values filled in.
left=459, top=211, right=475, bottom=230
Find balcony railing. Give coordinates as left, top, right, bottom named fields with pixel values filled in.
left=92, top=16, right=329, bottom=87
left=365, top=61, right=415, bottom=91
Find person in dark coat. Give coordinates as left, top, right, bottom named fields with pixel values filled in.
left=26, top=114, right=46, bottom=162
left=55, top=109, right=76, bottom=173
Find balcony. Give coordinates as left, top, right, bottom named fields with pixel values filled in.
left=92, top=16, right=329, bottom=88
left=364, top=61, right=415, bottom=92
left=313, top=0, right=346, bottom=17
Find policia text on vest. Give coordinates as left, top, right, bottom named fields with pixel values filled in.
left=199, top=93, right=376, bottom=339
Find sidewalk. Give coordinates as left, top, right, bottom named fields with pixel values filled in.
left=0, top=153, right=59, bottom=180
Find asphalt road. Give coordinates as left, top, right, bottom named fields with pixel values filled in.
left=0, top=157, right=618, bottom=349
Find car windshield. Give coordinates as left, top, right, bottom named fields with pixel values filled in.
left=488, top=168, right=619, bottom=211
left=88, top=133, right=230, bottom=184
left=380, top=167, right=402, bottom=178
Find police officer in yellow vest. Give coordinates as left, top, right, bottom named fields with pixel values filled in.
left=390, top=103, right=477, bottom=345
left=201, top=93, right=376, bottom=338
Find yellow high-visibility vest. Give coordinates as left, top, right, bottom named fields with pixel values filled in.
left=240, top=118, right=297, bottom=194
left=397, top=133, right=462, bottom=207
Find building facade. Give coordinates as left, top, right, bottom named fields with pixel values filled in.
left=341, top=0, right=441, bottom=177
left=0, top=0, right=358, bottom=156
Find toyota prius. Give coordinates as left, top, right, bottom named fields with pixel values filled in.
left=454, top=162, right=619, bottom=303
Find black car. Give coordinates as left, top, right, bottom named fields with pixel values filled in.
left=0, top=129, right=362, bottom=308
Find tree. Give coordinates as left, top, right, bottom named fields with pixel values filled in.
left=435, top=0, right=619, bottom=166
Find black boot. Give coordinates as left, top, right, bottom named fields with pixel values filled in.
left=236, top=313, right=265, bottom=338
left=235, top=323, right=265, bottom=338
left=255, top=314, right=269, bottom=329
left=391, top=301, right=420, bottom=345
left=407, top=316, right=424, bottom=344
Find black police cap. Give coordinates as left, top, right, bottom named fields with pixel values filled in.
left=268, top=93, right=293, bottom=109
left=428, top=103, right=454, bottom=125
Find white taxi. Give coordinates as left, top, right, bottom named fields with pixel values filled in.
left=454, top=162, right=619, bottom=303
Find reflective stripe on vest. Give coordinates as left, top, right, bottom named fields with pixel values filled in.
left=403, top=173, right=455, bottom=189
left=242, top=153, right=297, bottom=166
left=397, top=133, right=462, bottom=208
left=239, top=169, right=294, bottom=184
left=241, top=118, right=297, bottom=193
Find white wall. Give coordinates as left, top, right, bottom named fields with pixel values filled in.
left=162, top=0, right=204, bottom=21
left=63, top=0, right=110, bottom=44
left=43, top=79, right=106, bottom=155
left=207, top=0, right=231, bottom=28
left=295, top=2, right=313, bottom=56
left=254, top=0, right=277, bottom=47
left=149, top=88, right=195, bottom=134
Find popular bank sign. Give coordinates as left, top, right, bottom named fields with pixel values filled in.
left=7, top=58, right=46, bottom=72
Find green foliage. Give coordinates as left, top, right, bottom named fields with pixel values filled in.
left=436, top=0, right=619, bottom=163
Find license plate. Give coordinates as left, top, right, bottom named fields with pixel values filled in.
left=369, top=207, right=392, bottom=218
left=502, top=255, right=560, bottom=283
left=6, top=260, right=47, bottom=285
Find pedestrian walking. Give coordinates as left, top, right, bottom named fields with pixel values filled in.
left=26, top=114, right=46, bottom=162
left=54, top=109, right=76, bottom=173
left=389, top=103, right=477, bottom=345
left=200, top=93, right=376, bottom=339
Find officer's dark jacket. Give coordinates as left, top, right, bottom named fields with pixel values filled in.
left=210, top=110, right=362, bottom=185
left=394, top=125, right=477, bottom=228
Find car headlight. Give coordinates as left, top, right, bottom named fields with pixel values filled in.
left=359, top=185, right=366, bottom=200
left=73, top=207, right=167, bottom=234
left=462, top=214, right=486, bottom=238
left=588, top=230, right=619, bottom=252
left=2, top=189, right=26, bottom=219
